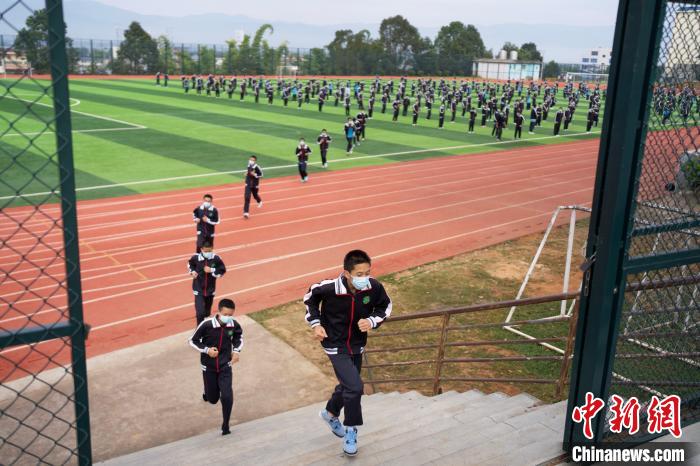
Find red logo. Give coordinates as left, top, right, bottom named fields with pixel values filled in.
left=572, top=392, right=605, bottom=439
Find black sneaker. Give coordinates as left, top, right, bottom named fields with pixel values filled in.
left=202, top=393, right=208, bottom=402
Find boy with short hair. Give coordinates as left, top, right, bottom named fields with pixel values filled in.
left=296, top=138, right=312, bottom=182
left=304, top=250, right=392, bottom=456
left=193, top=194, right=220, bottom=253
left=317, top=129, right=332, bottom=168
left=243, top=156, right=263, bottom=219
left=188, top=298, right=243, bottom=435
left=188, top=242, right=227, bottom=325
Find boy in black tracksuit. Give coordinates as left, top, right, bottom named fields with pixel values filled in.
left=188, top=242, right=227, bottom=325
left=189, top=298, right=243, bottom=435
left=243, top=155, right=263, bottom=219
left=317, top=130, right=332, bottom=168
left=304, top=250, right=392, bottom=456
left=193, top=194, right=220, bottom=253
left=296, top=138, right=312, bottom=182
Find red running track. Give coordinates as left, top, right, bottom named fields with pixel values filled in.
left=0, top=139, right=600, bottom=380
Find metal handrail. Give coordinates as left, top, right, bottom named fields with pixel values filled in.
left=363, top=273, right=700, bottom=396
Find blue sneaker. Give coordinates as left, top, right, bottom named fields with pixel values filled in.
left=319, top=410, right=345, bottom=438
left=343, top=427, right=358, bottom=456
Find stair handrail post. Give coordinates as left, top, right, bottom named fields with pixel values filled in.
left=556, top=301, right=580, bottom=398
left=432, top=313, right=451, bottom=395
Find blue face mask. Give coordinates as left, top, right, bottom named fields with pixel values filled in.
left=219, top=315, right=234, bottom=325
left=351, top=275, right=370, bottom=290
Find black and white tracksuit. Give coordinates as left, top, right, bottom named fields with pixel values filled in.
left=193, top=204, right=220, bottom=252
left=304, top=274, right=392, bottom=426
left=188, top=315, right=243, bottom=432
left=244, top=164, right=263, bottom=214
left=188, top=253, right=227, bottom=324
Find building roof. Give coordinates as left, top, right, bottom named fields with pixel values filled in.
left=473, top=58, right=542, bottom=64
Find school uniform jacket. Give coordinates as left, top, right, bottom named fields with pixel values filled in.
left=189, top=315, right=243, bottom=372
left=304, top=274, right=392, bottom=355
left=246, top=164, right=263, bottom=188
left=296, top=145, right=312, bottom=163
left=188, top=253, right=226, bottom=296
left=193, top=204, right=220, bottom=238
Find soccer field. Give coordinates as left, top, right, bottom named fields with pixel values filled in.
left=0, top=78, right=603, bottom=204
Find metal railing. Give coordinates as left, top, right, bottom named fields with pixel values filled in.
left=363, top=274, right=700, bottom=398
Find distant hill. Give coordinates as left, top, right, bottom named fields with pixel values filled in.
left=0, top=0, right=614, bottom=63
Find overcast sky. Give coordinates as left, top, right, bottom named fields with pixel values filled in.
left=90, top=0, right=618, bottom=27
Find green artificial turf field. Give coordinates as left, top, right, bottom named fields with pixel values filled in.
left=0, top=78, right=603, bottom=205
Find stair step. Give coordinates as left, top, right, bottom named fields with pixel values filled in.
left=293, top=390, right=490, bottom=465
left=239, top=390, right=485, bottom=465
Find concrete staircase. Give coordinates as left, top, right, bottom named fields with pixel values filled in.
left=102, top=390, right=568, bottom=466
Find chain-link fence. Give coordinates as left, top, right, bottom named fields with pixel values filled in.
left=606, top=0, right=699, bottom=442
left=0, top=1, right=91, bottom=464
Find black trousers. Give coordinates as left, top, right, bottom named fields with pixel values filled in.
left=554, top=122, right=561, bottom=135
left=564, top=119, right=571, bottom=130
left=195, top=294, right=214, bottom=325
left=514, top=125, right=522, bottom=138
left=412, top=114, right=418, bottom=125
left=326, top=353, right=364, bottom=426
left=586, top=120, right=593, bottom=132
left=320, top=148, right=328, bottom=165
left=298, top=162, right=308, bottom=179
left=346, top=137, right=353, bottom=152
left=468, top=120, right=475, bottom=132
left=203, top=366, right=234, bottom=431
left=196, top=234, right=214, bottom=253
left=481, top=115, right=487, bottom=126
left=244, top=185, right=261, bottom=213
left=529, top=120, right=536, bottom=132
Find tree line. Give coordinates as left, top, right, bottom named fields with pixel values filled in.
left=14, top=10, right=555, bottom=77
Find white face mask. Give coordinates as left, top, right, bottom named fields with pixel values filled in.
left=202, top=201, right=211, bottom=208
left=202, top=251, right=214, bottom=260
left=248, top=160, right=255, bottom=167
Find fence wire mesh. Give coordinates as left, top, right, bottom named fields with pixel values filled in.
left=0, top=1, right=90, bottom=464
left=607, top=0, right=700, bottom=442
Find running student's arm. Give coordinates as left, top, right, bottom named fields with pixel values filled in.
left=193, top=208, right=200, bottom=223
left=208, top=208, right=220, bottom=225
left=188, top=255, right=198, bottom=277
left=303, top=283, right=324, bottom=329
left=188, top=320, right=210, bottom=354
left=368, top=283, right=393, bottom=329
left=231, top=321, right=243, bottom=354
left=210, top=257, right=226, bottom=278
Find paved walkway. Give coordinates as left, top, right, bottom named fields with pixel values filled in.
left=1, top=315, right=336, bottom=463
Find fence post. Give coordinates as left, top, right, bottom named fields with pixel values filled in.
left=89, top=39, right=95, bottom=74
left=556, top=302, right=579, bottom=398
left=46, top=1, right=92, bottom=464
left=197, top=44, right=201, bottom=74
left=180, top=43, right=185, bottom=74
left=432, top=313, right=451, bottom=395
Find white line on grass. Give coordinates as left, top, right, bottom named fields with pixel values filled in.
left=0, top=129, right=601, bottom=201
left=0, top=95, right=147, bottom=138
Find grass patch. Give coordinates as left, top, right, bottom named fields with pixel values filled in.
left=250, top=216, right=591, bottom=403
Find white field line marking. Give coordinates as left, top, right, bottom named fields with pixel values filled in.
left=0, top=130, right=600, bottom=200
left=0, top=139, right=599, bottom=220
left=0, top=200, right=593, bottom=354
left=0, top=95, right=146, bottom=138
left=1, top=185, right=592, bottom=323
left=0, top=155, right=595, bottom=267
left=3, top=172, right=594, bottom=304
left=2, top=162, right=595, bottom=287
left=0, top=146, right=593, bottom=247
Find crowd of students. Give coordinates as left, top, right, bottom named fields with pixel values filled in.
left=162, top=73, right=612, bottom=141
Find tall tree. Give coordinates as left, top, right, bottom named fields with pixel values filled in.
left=519, top=42, right=543, bottom=61
left=114, top=22, right=158, bottom=74
left=14, top=8, right=78, bottom=74
left=543, top=60, right=561, bottom=78
left=434, top=22, right=487, bottom=75
left=378, top=15, right=422, bottom=74
left=236, top=35, right=255, bottom=74
left=222, top=39, right=239, bottom=74
left=251, top=24, right=274, bottom=74
left=156, top=35, right=173, bottom=74
left=326, top=29, right=354, bottom=74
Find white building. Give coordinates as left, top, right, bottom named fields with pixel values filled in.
left=473, top=53, right=542, bottom=81
left=581, top=47, right=612, bottom=70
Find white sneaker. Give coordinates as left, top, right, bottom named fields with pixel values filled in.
left=243, top=212, right=249, bottom=219
left=257, top=201, right=263, bottom=208
left=323, top=163, right=328, bottom=168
